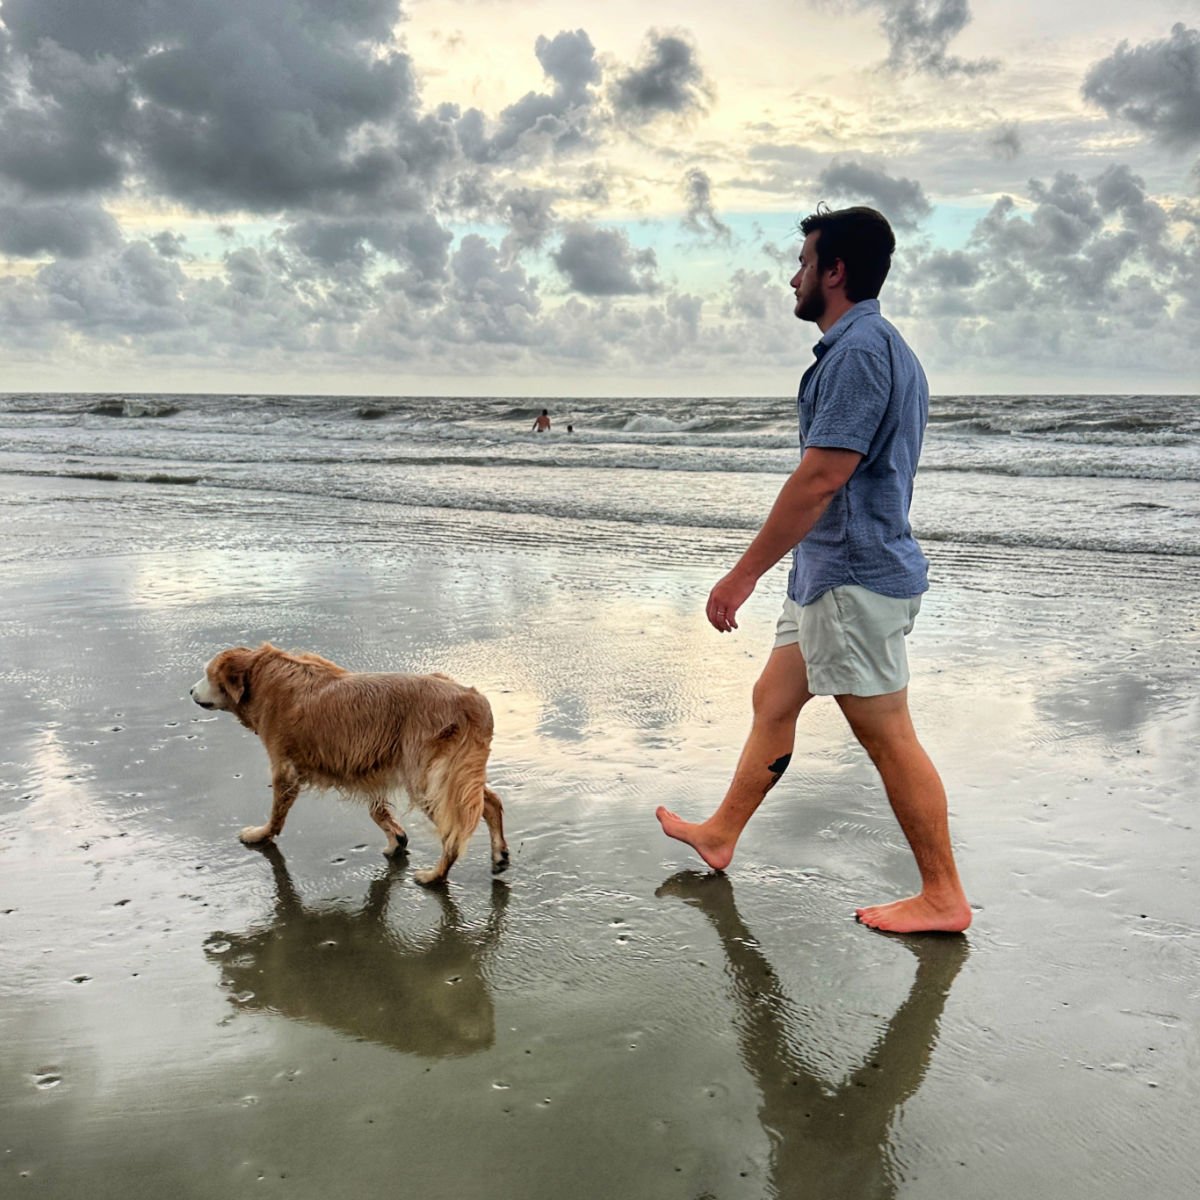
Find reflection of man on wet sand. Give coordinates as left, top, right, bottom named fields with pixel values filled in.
left=205, top=844, right=508, bottom=1057
left=658, top=871, right=968, bottom=1199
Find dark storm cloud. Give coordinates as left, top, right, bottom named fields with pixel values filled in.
left=0, top=38, right=130, bottom=193
left=283, top=214, right=452, bottom=281
left=817, top=161, right=932, bottom=229
left=459, top=29, right=600, bottom=162
left=609, top=30, right=714, bottom=124
left=0, top=0, right=444, bottom=212
left=681, top=168, right=731, bottom=240
left=1082, top=24, right=1200, bottom=150
left=0, top=196, right=121, bottom=258
left=552, top=224, right=659, bottom=296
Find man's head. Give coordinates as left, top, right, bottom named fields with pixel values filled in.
left=791, top=205, right=896, bottom=324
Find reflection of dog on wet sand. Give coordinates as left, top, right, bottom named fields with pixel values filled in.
left=190, top=643, right=509, bottom=885
left=207, top=844, right=507, bottom=1056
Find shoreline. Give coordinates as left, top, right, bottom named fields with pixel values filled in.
left=2, top=474, right=1198, bottom=1197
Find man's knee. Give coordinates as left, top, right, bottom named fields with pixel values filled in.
left=752, top=676, right=808, bottom=724
left=837, top=690, right=914, bottom=760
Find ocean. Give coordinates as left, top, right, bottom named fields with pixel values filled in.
left=2, top=390, right=1198, bottom=589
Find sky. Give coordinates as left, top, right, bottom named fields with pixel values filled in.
left=1, top=0, right=1198, bottom=397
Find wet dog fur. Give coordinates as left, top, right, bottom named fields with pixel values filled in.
left=190, top=643, right=508, bottom=885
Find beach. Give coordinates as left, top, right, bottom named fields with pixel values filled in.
left=2, top=394, right=1199, bottom=1199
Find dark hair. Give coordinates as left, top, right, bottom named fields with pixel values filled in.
left=799, top=205, right=895, bottom=301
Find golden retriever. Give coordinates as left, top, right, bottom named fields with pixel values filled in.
left=190, top=643, right=508, bottom=885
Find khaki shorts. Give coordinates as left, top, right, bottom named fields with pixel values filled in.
left=774, top=586, right=922, bottom=697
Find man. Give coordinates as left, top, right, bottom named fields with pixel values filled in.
left=532, top=409, right=552, bottom=432
left=656, top=205, right=971, bottom=934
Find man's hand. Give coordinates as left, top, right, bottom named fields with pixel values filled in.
left=707, top=568, right=757, bottom=632
left=705, top=447, right=862, bottom=634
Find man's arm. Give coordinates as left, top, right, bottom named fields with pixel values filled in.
left=707, top=446, right=862, bottom=631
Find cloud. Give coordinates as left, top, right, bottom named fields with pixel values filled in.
left=922, top=250, right=980, bottom=288
left=441, top=234, right=541, bottom=345
left=439, top=178, right=561, bottom=258
left=535, top=27, right=602, bottom=104
left=0, top=0, right=441, bottom=213
left=551, top=224, right=660, bottom=295
left=817, top=160, right=932, bottom=229
left=0, top=37, right=130, bottom=194
left=283, top=214, right=453, bottom=282
left=609, top=30, right=713, bottom=124
left=499, top=187, right=560, bottom=254
left=681, top=168, right=731, bottom=240
left=1082, top=23, right=1200, bottom=151
left=889, top=166, right=1200, bottom=371
left=0, top=195, right=121, bottom=258
left=37, top=241, right=190, bottom=335
left=722, top=268, right=774, bottom=321
left=1092, top=162, right=1170, bottom=253
left=988, top=122, right=1022, bottom=160
left=848, top=0, right=998, bottom=78
left=460, top=29, right=600, bottom=162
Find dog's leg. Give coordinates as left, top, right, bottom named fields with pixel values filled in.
left=412, top=838, right=463, bottom=887
left=411, top=751, right=486, bottom=886
left=240, top=763, right=300, bottom=845
left=369, top=801, right=408, bottom=858
left=482, top=785, right=510, bottom=874
left=411, top=784, right=479, bottom=887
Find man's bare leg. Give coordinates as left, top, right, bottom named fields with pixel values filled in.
left=836, top=689, right=971, bottom=933
left=657, top=644, right=813, bottom=870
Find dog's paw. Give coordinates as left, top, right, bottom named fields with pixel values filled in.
left=238, top=825, right=272, bottom=845
left=412, top=867, right=445, bottom=887
left=491, top=850, right=510, bottom=874
left=383, top=834, right=409, bottom=859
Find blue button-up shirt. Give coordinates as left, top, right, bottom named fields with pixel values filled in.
left=788, top=299, right=930, bottom=605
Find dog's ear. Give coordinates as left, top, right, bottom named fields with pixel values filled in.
left=213, top=647, right=254, bottom=706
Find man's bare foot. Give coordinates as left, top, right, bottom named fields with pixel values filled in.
left=655, top=807, right=735, bottom=872
left=855, top=892, right=972, bottom=934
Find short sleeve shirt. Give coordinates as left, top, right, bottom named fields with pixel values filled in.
left=788, top=299, right=930, bottom=606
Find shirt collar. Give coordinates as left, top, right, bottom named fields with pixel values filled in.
left=812, top=298, right=880, bottom=359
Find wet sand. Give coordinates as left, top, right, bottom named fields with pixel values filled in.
left=2, top=475, right=1198, bottom=1199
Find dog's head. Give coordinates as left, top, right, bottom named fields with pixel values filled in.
left=190, top=645, right=267, bottom=712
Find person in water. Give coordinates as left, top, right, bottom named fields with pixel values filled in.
left=532, top=409, right=552, bottom=432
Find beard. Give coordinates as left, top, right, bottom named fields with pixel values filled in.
left=794, top=286, right=825, bottom=323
